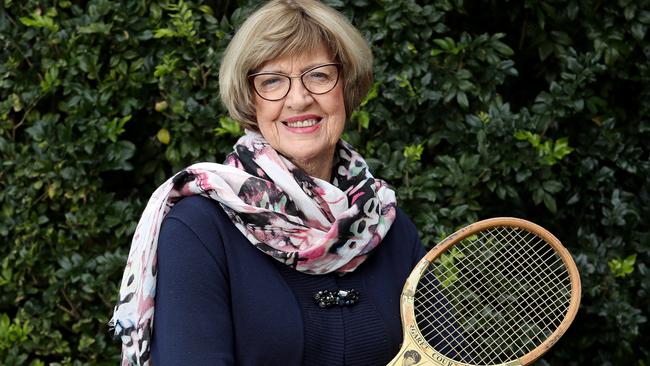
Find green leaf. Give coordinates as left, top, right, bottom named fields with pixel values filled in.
left=532, top=188, right=545, bottom=205
left=543, top=180, right=563, bottom=193
left=40, top=66, right=61, bottom=93
left=543, top=193, right=557, bottom=213
left=492, top=40, right=514, bottom=56
left=77, top=22, right=111, bottom=34
left=214, top=116, right=243, bottom=138
left=433, top=37, right=454, bottom=50
left=157, top=128, right=171, bottom=144
left=198, top=5, right=214, bottom=15
left=638, top=10, right=650, bottom=24
left=538, top=42, right=554, bottom=60
left=403, top=144, right=424, bottom=162
left=456, top=91, right=469, bottom=109
left=630, top=23, right=647, bottom=41
left=608, top=255, right=637, bottom=278
left=154, top=28, right=177, bottom=38
left=352, top=110, right=370, bottom=130
left=19, top=10, right=59, bottom=32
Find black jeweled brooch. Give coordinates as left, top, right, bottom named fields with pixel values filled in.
left=312, top=289, right=360, bottom=309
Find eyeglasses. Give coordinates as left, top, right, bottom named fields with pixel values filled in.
left=248, top=63, right=341, bottom=101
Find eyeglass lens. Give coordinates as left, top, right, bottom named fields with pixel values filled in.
left=252, top=64, right=339, bottom=101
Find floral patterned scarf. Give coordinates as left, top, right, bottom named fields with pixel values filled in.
left=110, top=130, right=397, bottom=365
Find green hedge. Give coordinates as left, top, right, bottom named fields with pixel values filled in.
left=1, top=0, right=648, bottom=364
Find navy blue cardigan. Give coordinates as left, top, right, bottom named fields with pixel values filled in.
left=151, top=195, right=425, bottom=365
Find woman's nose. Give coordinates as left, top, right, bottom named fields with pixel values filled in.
left=284, top=79, right=314, bottom=110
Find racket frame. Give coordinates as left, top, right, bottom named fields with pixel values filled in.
left=387, top=217, right=581, bottom=366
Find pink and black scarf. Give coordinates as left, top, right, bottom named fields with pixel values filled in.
left=110, top=130, right=397, bottom=365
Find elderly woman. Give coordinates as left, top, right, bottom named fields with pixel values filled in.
left=111, top=0, right=425, bottom=365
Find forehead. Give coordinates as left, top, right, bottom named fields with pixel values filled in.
left=257, top=45, right=333, bottom=73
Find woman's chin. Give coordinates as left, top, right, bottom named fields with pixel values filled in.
left=282, top=144, right=328, bottom=163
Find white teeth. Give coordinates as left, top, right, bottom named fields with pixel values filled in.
left=286, top=119, right=318, bottom=128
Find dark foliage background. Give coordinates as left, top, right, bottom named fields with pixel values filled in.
left=1, top=0, right=648, bottom=364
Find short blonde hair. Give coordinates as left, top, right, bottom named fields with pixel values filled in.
left=219, top=0, right=373, bottom=131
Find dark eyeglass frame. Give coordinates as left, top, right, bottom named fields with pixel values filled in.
left=248, top=63, right=342, bottom=101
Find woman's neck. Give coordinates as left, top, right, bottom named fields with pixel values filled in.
left=290, top=149, right=335, bottom=182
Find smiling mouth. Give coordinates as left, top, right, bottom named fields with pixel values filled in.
left=283, top=118, right=321, bottom=128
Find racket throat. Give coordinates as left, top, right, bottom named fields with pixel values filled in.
left=389, top=327, right=525, bottom=366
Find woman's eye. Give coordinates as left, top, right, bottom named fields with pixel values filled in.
left=258, top=76, right=286, bottom=90
left=261, top=77, right=282, bottom=87
left=307, top=72, right=330, bottom=81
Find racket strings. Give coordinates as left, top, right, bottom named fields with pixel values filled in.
left=466, top=229, right=569, bottom=357
left=414, top=226, right=572, bottom=365
left=420, top=228, right=570, bottom=364
left=412, top=239, right=536, bottom=362
left=454, top=228, right=569, bottom=362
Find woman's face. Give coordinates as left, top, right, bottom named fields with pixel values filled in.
left=252, top=45, right=346, bottom=176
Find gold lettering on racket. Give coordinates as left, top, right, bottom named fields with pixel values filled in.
left=406, top=324, right=456, bottom=366
left=408, top=324, right=428, bottom=349
left=406, top=324, right=523, bottom=366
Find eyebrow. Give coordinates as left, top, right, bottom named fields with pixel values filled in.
left=257, top=61, right=332, bottom=74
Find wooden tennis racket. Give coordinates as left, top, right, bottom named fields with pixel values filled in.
left=388, top=217, right=581, bottom=366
